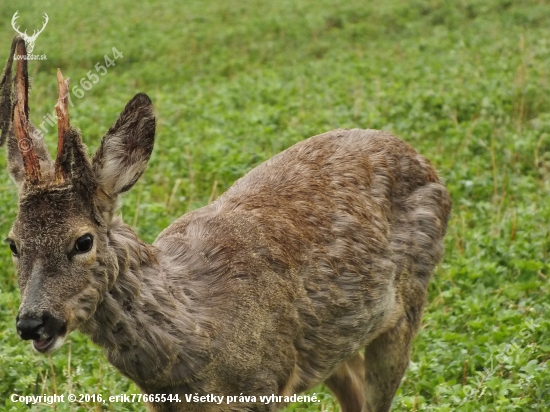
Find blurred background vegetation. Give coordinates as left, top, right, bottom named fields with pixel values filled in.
left=0, top=0, right=549, bottom=410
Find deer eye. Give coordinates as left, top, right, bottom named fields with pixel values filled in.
left=8, top=240, right=18, bottom=256
left=74, top=234, right=93, bottom=253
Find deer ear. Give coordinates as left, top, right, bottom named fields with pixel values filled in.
left=92, top=93, right=155, bottom=195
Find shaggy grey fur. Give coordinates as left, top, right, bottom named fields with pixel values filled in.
left=1, top=38, right=451, bottom=412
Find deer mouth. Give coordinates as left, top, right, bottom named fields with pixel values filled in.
left=32, top=328, right=66, bottom=353
left=33, top=334, right=56, bottom=353
left=16, top=312, right=68, bottom=354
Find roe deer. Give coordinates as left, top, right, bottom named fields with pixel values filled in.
left=1, top=37, right=451, bottom=412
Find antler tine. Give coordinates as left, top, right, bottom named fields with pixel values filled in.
left=54, top=68, right=70, bottom=182
left=11, top=12, right=27, bottom=37
left=13, top=37, right=41, bottom=184
left=11, top=12, right=22, bottom=36
left=39, top=14, right=49, bottom=35
left=29, top=14, right=49, bottom=40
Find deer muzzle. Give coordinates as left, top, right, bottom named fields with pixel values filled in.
left=16, top=311, right=67, bottom=353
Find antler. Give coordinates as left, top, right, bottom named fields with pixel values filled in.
left=30, top=14, right=49, bottom=41
left=13, top=37, right=41, bottom=184
left=54, top=69, right=70, bottom=182
left=11, top=12, right=26, bottom=38
left=0, top=37, right=17, bottom=147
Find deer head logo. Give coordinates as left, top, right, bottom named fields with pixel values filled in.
left=11, top=11, right=49, bottom=54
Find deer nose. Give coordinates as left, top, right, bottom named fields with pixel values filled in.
left=16, top=314, right=46, bottom=340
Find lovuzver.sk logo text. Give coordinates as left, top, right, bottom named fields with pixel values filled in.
left=11, top=11, right=48, bottom=61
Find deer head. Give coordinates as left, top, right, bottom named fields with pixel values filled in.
left=0, top=37, right=155, bottom=353
left=11, top=11, right=49, bottom=54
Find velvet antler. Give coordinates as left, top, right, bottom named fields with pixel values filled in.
left=0, top=38, right=17, bottom=147
left=13, top=37, right=41, bottom=184
left=54, top=68, right=70, bottom=182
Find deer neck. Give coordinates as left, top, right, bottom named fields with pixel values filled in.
left=78, top=217, right=208, bottom=389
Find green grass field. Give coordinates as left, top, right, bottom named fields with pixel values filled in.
left=0, top=0, right=549, bottom=410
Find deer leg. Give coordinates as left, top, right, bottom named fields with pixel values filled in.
left=363, top=315, right=418, bottom=412
left=325, top=352, right=366, bottom=412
